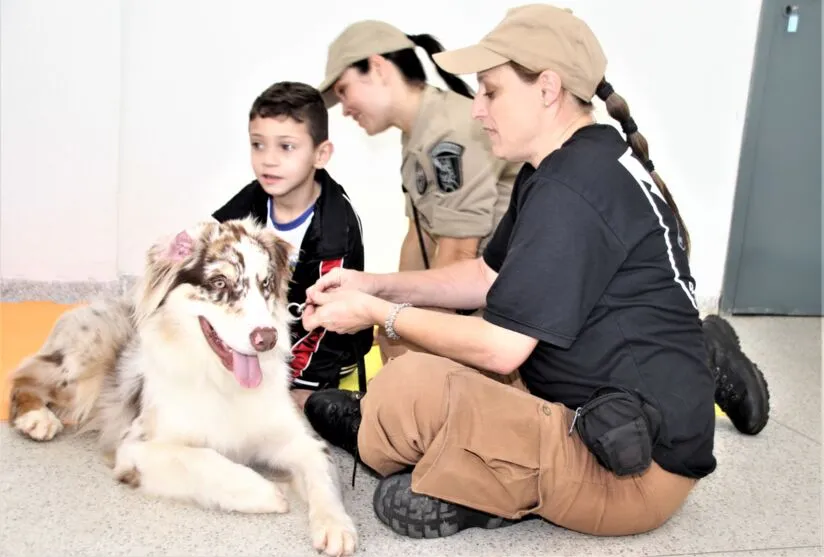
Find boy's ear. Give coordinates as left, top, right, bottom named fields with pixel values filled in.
left=313, top=139, right=334, bottom=169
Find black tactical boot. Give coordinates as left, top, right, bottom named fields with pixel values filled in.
left=702, top=314, right=770, bottom=435
left=303, top=389, right=364, bottom=457
left=373, top=472, right=518, bottom=539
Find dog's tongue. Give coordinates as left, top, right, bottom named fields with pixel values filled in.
left=231, top=351, right=262, bottom=388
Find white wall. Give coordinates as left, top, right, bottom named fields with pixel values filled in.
left=1, top=0, right=121, bottom=282
left=0, top=0, right=762, bottom=304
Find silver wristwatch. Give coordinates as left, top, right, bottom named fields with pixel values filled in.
left=385, top=302, right=412, bottom=340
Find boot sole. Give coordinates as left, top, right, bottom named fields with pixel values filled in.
left=373, top=473, right=513, bottom=539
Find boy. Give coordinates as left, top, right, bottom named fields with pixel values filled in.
left=212, top=81, right=373, bottom=409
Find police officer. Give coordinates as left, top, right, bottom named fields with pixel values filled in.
left=301, top=3, right=770, bottom=542
left=317, top=20, right=521, bottom=361
left=318, top=21, right=522, bottom=271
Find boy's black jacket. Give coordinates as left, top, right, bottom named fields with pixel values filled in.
left=212, top=168, right=374, bottom=386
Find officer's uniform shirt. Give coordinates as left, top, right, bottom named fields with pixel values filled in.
left=400, top=86, right=520, bottom=266
left=483, top=124, right=717, bottom=480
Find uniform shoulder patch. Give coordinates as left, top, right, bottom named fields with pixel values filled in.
left=429, top=141, right=464, bottom=193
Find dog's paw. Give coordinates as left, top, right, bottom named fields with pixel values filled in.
left=14, top=407, right=63, bottom=441
left=311, top=512, right=358, bottom=556
left=229, top=480, right=289, bottom=514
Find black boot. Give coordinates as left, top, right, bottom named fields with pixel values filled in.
left=303, top=389, right=364, bottom=457
left=702, top=315, right=770, bottom=435
left=373, top=472, right=518, bottom=539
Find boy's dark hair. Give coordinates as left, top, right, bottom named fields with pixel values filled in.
left=249, top=82, right=328, bottom=146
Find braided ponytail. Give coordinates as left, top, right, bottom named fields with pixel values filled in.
left=596, top=79, right=691, bottom=257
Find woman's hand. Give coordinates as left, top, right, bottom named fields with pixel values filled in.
left=304, top=268, right=378, bottom=306
left=302, top=288, right=389, bottom=335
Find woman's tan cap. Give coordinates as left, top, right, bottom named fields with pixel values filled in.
left=318, top=20, right=416, bottom=108
left=433, top=4, right=607, bottom=101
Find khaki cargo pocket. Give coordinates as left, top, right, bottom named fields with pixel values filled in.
left=411, top=371, right=546, bottom=519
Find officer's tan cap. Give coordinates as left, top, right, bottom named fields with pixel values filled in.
left=432, top=4, right=607, bottom=101
left=318, top=20, right=415, bottom=108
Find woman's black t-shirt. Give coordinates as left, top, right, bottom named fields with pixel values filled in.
left=483, top=124, right=717, bottom=479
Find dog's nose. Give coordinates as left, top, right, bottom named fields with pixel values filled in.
left=250, top=327, right=278, bottom=352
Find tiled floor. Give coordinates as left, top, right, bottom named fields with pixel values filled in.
left=0, top=315, right=820, bottom=557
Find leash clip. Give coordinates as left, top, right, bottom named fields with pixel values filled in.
left=288, top=302, right=307, bottom=317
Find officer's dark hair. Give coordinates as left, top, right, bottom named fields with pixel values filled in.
left=509, top=61, right=691, bottom=257
left=350, top=34, right=475, bottom=100
left=249, top=81, right=328, bottom=146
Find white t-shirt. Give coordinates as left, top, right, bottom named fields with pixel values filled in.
left=268, top=197, right=314, bottom=271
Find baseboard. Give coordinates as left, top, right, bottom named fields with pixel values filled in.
left=0, top=276, right=138, bottom=303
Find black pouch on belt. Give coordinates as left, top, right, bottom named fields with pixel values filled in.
left=568, top=386, right=663, bottom=477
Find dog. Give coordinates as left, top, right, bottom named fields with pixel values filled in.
left=8, top=217, right=358, bottom=556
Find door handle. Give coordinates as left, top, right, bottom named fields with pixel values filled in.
left=784, top=4, right=799, bottom=33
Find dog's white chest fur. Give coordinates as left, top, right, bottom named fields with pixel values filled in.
left=138, top=342, right=297, bottom=461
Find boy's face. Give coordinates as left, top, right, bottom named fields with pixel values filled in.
left=248, top=116, right=330, bottom=198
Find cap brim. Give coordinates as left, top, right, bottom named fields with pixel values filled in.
left=432, top=44, right=509, bottom=75
left=318, top=73, right=341, bottom=108
left=321, top=87, right=339, bottom=109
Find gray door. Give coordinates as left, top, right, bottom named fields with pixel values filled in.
left=720, top=0, right=822, bottom=316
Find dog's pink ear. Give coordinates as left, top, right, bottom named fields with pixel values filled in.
left=167, top=230, right=194, bottom=262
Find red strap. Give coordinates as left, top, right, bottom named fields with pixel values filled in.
left=290, top=258, right=343, bottom=379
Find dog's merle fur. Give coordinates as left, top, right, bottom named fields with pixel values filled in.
left=9, top=217, right=358, bottom=556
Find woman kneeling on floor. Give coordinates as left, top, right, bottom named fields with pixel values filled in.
left=300, top=3, right=769, bottom=539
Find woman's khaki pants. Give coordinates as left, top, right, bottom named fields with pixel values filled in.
left=357, top=351, right=698, bottom=536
